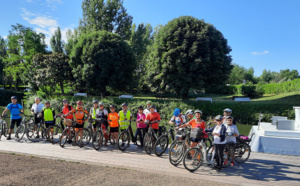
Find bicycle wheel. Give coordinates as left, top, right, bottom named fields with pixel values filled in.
left=75, top=128, right=91, bottom=147
left=154, top=135, right=169, bottom=156
left=183, top=147, right=203, bottom=172
left=46, top=125, right=63, bottom=144
left=135, top=134, right=142, bottom=147
left=223, top=144, right=234, bottom=168
left=2, top=121, right=8, bottom=137
left=169, top=140, right=185, bottom=166
left=206, top=145, right=216, bottom=167
left=118, top=131, right=130, bottom=151
left=92, top=130, right=103, bottom=150
left=235, top=143, right=251, bottom=164
left=143, top=133, right=153, bottom=155
left=15, top=124, right=26, bottom=142
left=59, top=129, right=70, bottom=148
left=26, top=124, right=44, bottom=142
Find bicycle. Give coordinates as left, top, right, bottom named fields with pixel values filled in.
left=59, top=120, right=77, bottom=148
left=74, top=118, right=94, bottom=148
left=169, top=127, right=191, bottom=166
left=233, top=133, right=254, bottom=164
left=154, top=122, right=175, bottom=156
left=143, top=121, right=165, bottom=155
left=91, top=118, right=114, bottom=150
left=117, top=120, right=135, bottom=151
left=15, top=114, right=35, bottom=142
left=0, top=115, right=9, bottom=140
left=26, top=119, right=47, bottom=142
left=45, top=115, right=64, bottom=144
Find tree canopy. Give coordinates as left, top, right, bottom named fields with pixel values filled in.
left=50, top=27, right=64, bottom=53
left=145, top=16, right=232, bottom=99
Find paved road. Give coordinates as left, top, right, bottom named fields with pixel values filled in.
left=0, top=135, right=300, bottom=186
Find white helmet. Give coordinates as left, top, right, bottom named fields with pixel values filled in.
left=185, top=110, right=194, bottom=116
left=223, top=108, right=232, bottom=113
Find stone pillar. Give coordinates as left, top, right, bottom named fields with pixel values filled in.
left=294, top=107, right=300, bottom=130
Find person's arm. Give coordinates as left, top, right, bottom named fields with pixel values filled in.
left=169, top=116, right=175, bottom=125
left=64, top=108, right=74, bottom=117
left=234, top=125, right=239, bottom=137
left=84, top=110, right=90, bottom=122
left=1, top=108, right=9, bottom=118
left=205, top=125, right=215, bottom=133
left=31, top=104, right=35, bottom=114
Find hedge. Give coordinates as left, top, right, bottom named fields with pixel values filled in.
left=0, top=90, right=25, bottom=106
left=261, top=78, right=300, bottom=94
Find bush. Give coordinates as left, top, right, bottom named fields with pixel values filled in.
left=261, top=78, right=300, bottom=94
left=0, top=90, right=25, bottom=106
left=241, top=83, right=264, bottom=98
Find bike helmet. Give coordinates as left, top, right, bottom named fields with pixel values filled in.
left=173, top=108, right=180, bottom=117
left=185, top=110, right=194, bottom=116
left=194, top=110, right=202, bottom=115
left=93, top=100, right=98, bottom=104
left=110, top=105, right=116, bottom=108
left=146, top=101, right=152, bottom=105
left=11, top=96, right=17, bottom=100
left=62, top=98, right=68, bottom=102
left=223, top=108, right=232, bottom=113
left=149, top=105, right=156, bottom=109
left=138, top=105, right=144, bottom=109
left=122, top=103, right=128, bottom=107
left=226, top=116, right=233, bottom=120
left=45, top=100, right=50, bottom=104
left=76, top=100, right=83, bottom=104
left=99, top=102, right=104, bottom=106
left=215, top=115, right=223, bottom=121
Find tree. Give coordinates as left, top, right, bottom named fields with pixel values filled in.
left=32, top=53, right=73, bottom=95
left=228, top=64, right=257, bottom=85
left=4, top=24, right=47, bottom=90
left=145, top=16, right=232, bottom=99
left=69, top=30, right=135, bottom=97
left=79, top=0, right=133, bottom=40
left=279, top=69, right=299, bottom=81
left=0, top=36, right=7, bottom=86
left=50, top=27, right=63, bottom=53
left=260, top=69, right=272, bottom=83
left=64, top=29, right=80, bottom=56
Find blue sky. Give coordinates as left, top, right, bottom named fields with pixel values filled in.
left=0, top=0, right=299, bottom=76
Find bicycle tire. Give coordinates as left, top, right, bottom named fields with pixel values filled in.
left=46, top=125, right=63, bottom=144
left=183, top=147, right=203, bottom=172
left=26, top=124, right=45, bottom=142
left=235, top=143, right=251, bottom=164
left=15, top=124, right=26, bottom=142
left=206, top=145, right=216, bottom=167
left=118, top=130, right=130, bottom=151
left=59, top=129, right=70, bottom=148
left=144, top=133, right=154, bottom=155
left=169, top=140, right=185, bottom=166
left=1, top=121, right=8, bottom=137
left=75, top=128, right=91, bottom=148
left=223, top=144, right=234, bottom=168
left=154, top=135, right=169, bottom=156
left=92, top=130, right=103, bottom=150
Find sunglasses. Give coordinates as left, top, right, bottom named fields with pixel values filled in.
left=216, top=120, right=222, bottom=122
left=77, top=103, right=82, bottom=105
left=63, top=102, right=68, bottom=104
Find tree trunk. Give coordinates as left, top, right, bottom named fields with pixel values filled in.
left=60, top=81, right=65, bottom=95
left=182, top=88, right=189, bottom=100
left=175, top=90, right=180, bottom=99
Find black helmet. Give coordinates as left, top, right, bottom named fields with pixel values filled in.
left=45, top=100, right=50, bottom=104
left=110, top=105, right=116, bottom=108
left=122, top=103, right=128, bottom=107
left=138, top=105, right=144, bottom=109
left=149, top=105, right=155, bottom=109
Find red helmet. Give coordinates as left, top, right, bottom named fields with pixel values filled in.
left=76, top=100, right=83, bottom=104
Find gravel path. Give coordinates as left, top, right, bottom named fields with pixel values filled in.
left=0, top=153, right=228, bottom=186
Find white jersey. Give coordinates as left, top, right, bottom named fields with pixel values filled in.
left=225, top=124, right=239, bottom=143
left=31, top=103, right=44, bottom=114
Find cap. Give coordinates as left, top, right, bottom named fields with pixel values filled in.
left=138, top=105, right=144, bottom=109
left=149, top=105, right=156, bottom=109
left=146, top=101, right=152, bottom=105
left=11, top=96, right=17, bottom=100
left=45, top=100, right=50, bottom=104
left=93, top=100, right=98, bottom=104
left=122, top=103, right=128, bottom=107
left=215, top=115, right=223, bottom=121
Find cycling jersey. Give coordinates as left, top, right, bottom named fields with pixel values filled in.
left=170, top=114, right=186, bottom=126
left=119, top=110, right=132, bottom=130
left=90, top=107, right=98, bottom=124
left=70, top=107, right=89, bottom=124
left=42, top=107, right=55, bottom=122
left=136, top=113, right=146, bottom=128
left=62, top=105, right=73, bottom=120
left=225, top=123, right=239, bottom=143
left=7, top=103, right=23, bottom=119
left=108, top=112, right=119, bottom=128
left=145, top=112, right=160, bottom=130
left=188, top=119, right=206, bottom=130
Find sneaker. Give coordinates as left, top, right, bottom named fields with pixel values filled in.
left=231, top=161, right=235, bottom=166
left=36, top=135, right=40, bottom=139
left=67, top=139, right=72, bottom=144
left=224, top=159, right=228, bottom=165
left=7, top=136, right=11, bottom=140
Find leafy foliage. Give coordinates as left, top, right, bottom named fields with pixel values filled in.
left=145, top=16, right=232, bottom=99
left=50, top=27, right=64, bottom=53
left=228, top=64, right=257, bottom=85
left=69, top=30, right=135, bottom=96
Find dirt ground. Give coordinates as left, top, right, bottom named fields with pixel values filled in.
left=0, top=152, right=234, bottom=186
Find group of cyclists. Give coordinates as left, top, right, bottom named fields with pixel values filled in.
left=1, top=96, right=241, bottom=172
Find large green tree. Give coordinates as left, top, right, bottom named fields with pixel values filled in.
left=228, top=64, right=257, bottom=85
left=50, top=27, right=64, bottom=53
left=145, top=16, right=232, bottom=99
left=0, top=36, right=7, bottom=86
left=69, top=31, right=135, bottom=96
left=79, top=0, right=133, bottom=40
left=32, top=53, right=73, bottom=95
left=4, top=24, right=47, bottom=90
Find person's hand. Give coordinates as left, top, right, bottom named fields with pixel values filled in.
left=175, top=127, right=179, bottom=130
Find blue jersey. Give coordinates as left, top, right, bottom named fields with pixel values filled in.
left=7, top=103, right=23, bottom=119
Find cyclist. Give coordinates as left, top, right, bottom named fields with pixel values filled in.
left=143, top=101, right=156, bottom=116
left=185, top=110, right=194, bottom=121
left=169, top=108, right=186, bottom=127
left=223, top=108, right=236, bottom=125
left=96, top=102, right=109, bottom=146
left=205, top=115, right=226, bottom=171
left=64, top=100, right=90, bottom=144
left=60, top=99, right=74, bottom=130
left=90, top=100, right=99, bottom=133
left=108, top=105, right=119, bottom=144
left=31, top=97, right=45, bottom=138
left=135, top=105, right=147, bottom=148
left=0, top=96, right=24, bottom=140
left=175, top=110, right=206, bottom=148
left=224, top=116, right=239, bottom=166
left=119, top=103, right=135, bottom=144
left=41, top=101, right=55, bottom=140
left=145, top=105, right=161, bottom=134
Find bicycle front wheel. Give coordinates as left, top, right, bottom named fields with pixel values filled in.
left=235, top=143, right=251, bottom=164
left=1, top=121, right=8, bottom=137
left=169, top=140, right=185, bottom=166
left=75, top=128, right=91, bottom=147
left=183, top=147, right=203, bottom=172
left=15, top=124, right=26, bottom=142
left=118, top=131, right=130, bottom=151
left=92, top=130, right=103, bottom=150
left=46, top=125, right=63, bottom=144
left=154, top=135, right=169, bottom=156
left=59, top=129, right=70, bottom=148
left=144, top=133, right=154, bottom=155
left=26, top=124, right=45, bottom=142
left=223, top=144, right=234, bottom=168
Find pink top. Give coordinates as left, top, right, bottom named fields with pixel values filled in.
left=136, top=113, right=147, bottom=128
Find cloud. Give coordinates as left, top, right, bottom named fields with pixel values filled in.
left=3, top=36, right=7, bottom=40
left=28, top=16, right=58, bottom=28
left=251, top=50, right=269, bottom=56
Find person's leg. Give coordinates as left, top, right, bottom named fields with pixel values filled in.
left=102, top=123, right=108, bottom=145
left=137, top=128, right=142, bottom=146
left=8, top=119, right=16, bottom=139
left=215, top=144, right=221, bottom=168
left=219, top=144, right=225, bottom=169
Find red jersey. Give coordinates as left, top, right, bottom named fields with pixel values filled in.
left=62, top=105, right=73, bottom=120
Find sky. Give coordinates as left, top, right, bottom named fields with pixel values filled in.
left=0, top=0, right=299, bottom=76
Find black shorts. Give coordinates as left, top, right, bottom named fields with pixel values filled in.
left=10, top=119, right=22, bottom=129
left=226, top=142, right=236, bottom=150
left=92, top=121, right=100, bottom=128
left=74, top=123, right=84, bottom=129
left=110, top=127, right=119, bottom=133
left=35, top=117, right=42, bottom=124
left=190, top=138, right=202, bottom=143
left=45, top=121, right=55, bottom=128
